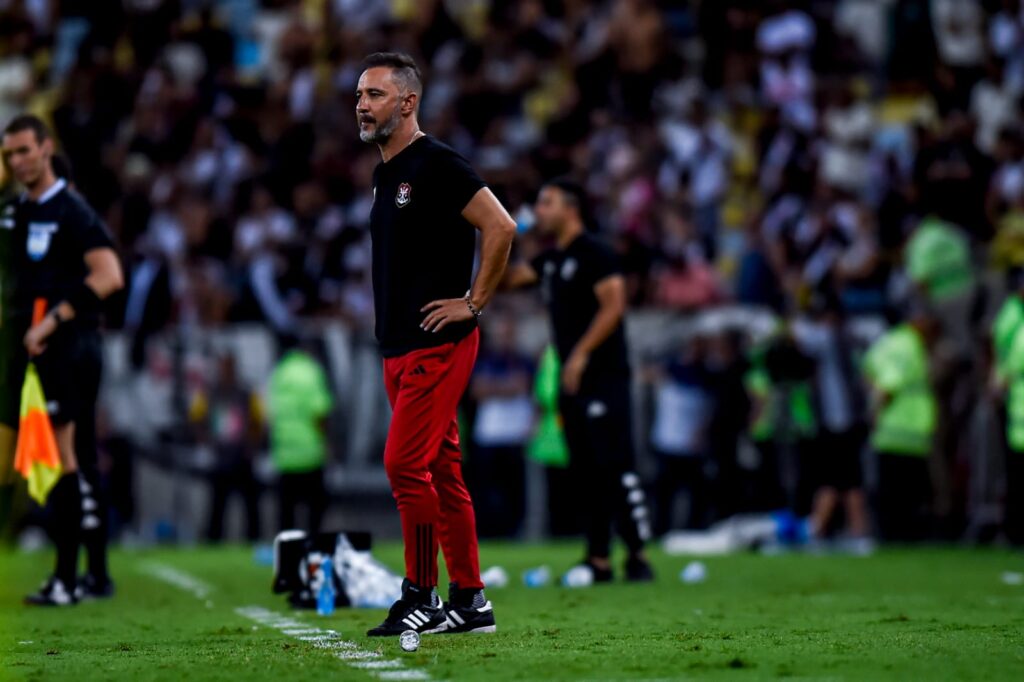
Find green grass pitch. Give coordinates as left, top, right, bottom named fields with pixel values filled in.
left=1, top=543, right=1023, bottom=680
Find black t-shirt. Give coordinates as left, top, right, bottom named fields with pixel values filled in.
left=369, top=135, right=486, bottom=357
left=10, top=178, right=116, bottom=329
left=530, top=233, right=630, bottom=384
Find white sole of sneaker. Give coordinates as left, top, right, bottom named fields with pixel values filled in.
left=431, top=623, right=496, bottom=634
left=421, top=624, right=450, bottom=635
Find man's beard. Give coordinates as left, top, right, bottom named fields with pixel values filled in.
left=359, top=107, right=402, bottom=143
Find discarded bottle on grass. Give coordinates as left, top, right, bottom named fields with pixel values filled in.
left=562, top=564, right=595, bottom=588
left=481, top=565, right=509, bottom=589
left=680, top=561, right=707, bottom=584
left=523, top=565, right=551, bottom=588
left=253, top=544, right=274, bottom=566
left=317, top=558, right=336, bottom=616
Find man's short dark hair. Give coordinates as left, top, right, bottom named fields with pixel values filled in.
left=4, top=114, right=51, bottom=143
left=360, top=52, right=423, bottom=98
left=544, top=177, right=586, bottom=207
left=543, top=177, right=591, bottom=225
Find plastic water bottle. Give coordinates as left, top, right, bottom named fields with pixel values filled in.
left=316, top=558, right=336, bottom=616
left=522, top=565, right=551, bottom=588
left=481, top=566, right=509, bottom=589
left=562, top=564, right=594, bottom=588
left=253, top=544, right=274, bottom=566
left=680, top=561, right=708, bottom=584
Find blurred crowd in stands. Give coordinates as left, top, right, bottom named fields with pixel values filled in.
left=3, top=0, right=1024, bottom=544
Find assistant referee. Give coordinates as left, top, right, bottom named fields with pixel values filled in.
left=356, top=53, right=515, bottom=636
left=1, top=115, right=124, bottom=605
left=505, top=178, right=654, bottom=584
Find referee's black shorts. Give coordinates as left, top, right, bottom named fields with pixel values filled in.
left=558, top=375, right=636, bottom=469
left=1, top=320, right=102, bottom=429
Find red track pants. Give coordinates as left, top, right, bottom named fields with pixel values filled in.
left=382, top=328, right=483, bottom=590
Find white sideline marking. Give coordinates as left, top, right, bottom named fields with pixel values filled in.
left=337, top=650, right=384, bottom=661
left=139, top=562, right=213, bottom=599
left=353, top=660, right=404, bottom=670
left=141, top=564, right=431, bottom=681
left=236, top=605, right=430, bottom=681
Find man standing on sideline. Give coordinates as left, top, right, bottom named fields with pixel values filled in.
left=504, top=178, right=654, bottom=584
left=1, top=115, right=124, bottom=604
left=356, top=52, right=515, bottom=636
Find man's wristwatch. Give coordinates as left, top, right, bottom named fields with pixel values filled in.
left=464, top=290, right=482, bottom=318
left=49, top=307, right=66, bottom=326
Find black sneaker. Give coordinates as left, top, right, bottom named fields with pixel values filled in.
left=366, top=579, right=446, bottom=637
left=439, top=584, right=496, bottom=634
left=24, top=577, right=78, bottom=606
left=624, top=556, right=655, bottom=583
left=76, top=574, right=115, bottom=600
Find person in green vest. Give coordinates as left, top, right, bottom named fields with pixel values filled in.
left=904, top=214, right=974, bottom=355
left=998, top=292, right=1024, bottom=545
left=268, top=334, right=334, bottom=533
left=862, top=305, right=940, bottom=541
left=745, top=326, right=817, bottom=513
left=991, top=269, right=1024, bottom=392
left=990, top=270, right=1024, bottom=545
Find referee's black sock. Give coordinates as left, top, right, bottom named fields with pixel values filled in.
left=48, top=473, right=82, bottom=587
left=83, top=517, right=109, bottom=583
left=84, top=528, right=109, bottom=582
left=79, top=474, right=109, bottom=583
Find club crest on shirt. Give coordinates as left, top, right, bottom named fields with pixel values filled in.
left=26, top=221, right=58, bottom=261
left=395, top=182, right=412, bottom=207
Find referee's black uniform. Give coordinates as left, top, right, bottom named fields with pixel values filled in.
left=531, top=233, right=651, bottom=564
left=3, top=176, right=114, bottom=597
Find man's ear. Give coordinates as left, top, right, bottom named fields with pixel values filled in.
left=402, top=91, right=419, bottom=116
left=40, top=137, right=54, bottom=159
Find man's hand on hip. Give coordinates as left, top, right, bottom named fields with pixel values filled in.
left=421, top=298, right=474, bottom=333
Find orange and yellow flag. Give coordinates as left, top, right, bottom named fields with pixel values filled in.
left=13, top=299, right=62, bottom=504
